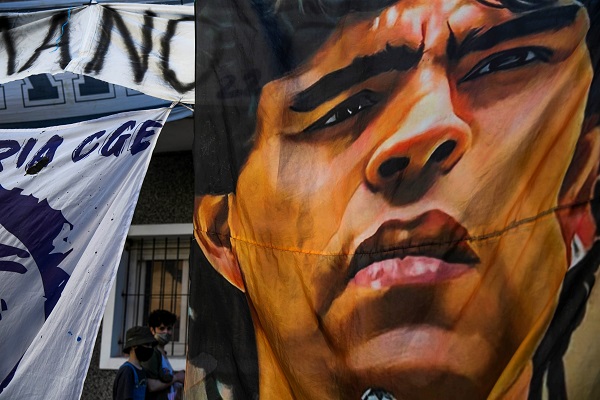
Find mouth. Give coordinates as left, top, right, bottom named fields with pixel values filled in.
left=348, top=210, right=479, bottom=288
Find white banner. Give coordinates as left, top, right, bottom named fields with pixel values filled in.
left=0, top=72, right=191, bottom=128
left=0, top=3, right=194, bottom=103
left=0, top=106, right=171, bottom=399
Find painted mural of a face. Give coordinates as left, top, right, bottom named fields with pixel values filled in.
left=195, top=0, right=600, bottom=398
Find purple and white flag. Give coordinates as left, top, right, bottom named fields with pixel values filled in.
left=0, top=106, right=171, bottom=399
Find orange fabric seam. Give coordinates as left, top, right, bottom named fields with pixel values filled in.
left=194, top=198, right=595, bottom=256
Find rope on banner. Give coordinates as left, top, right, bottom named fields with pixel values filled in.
left=52, top=8, right=72, bottom=53
left=177, top=102, right=194, bottom=112
left=171, top=99, right=193, bottom=112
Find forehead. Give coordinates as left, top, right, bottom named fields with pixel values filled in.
left=343, top=0, right=568, bottom=35
left=289, top=0, right=565, bottom=77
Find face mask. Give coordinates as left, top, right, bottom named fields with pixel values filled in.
left=154, top=332, right=172, bottom=345
left=135, top=346, right=154, bottom=362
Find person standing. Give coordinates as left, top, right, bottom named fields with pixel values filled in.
left=142, top=310, right=185, bottom=400
left=113, top=326, right=157, bottom=400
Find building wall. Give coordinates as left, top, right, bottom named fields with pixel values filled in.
left=132, top=150, right=194, bottom=225
left=80, top=150, right=194, bottom=400
left=81, top=325, right=115, bottom=400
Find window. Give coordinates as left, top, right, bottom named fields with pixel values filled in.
left=100, top=224, right=192, bottom=370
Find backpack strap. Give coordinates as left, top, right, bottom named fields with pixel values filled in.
left=123, top=362, right=139, bottom=387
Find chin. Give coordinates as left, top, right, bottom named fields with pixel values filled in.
left=338, top=326, right=502, bottom=400
left=346, top=369, right=486, bottom=400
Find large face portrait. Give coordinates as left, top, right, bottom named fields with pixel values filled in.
left=194, top=0, right=600, bottom=398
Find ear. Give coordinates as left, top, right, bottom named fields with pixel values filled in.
left=559, top=118, right=600, bottom=247
left=194, top=194, right=246, bottom=291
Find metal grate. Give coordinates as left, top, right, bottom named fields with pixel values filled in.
left=118, top=236, right=192, bottom=358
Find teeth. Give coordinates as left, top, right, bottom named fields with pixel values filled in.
left=383, top=262, right=395, bottom=274
left=414, top=264, right=426, bottom=276
left=358, top=257, right=446, bottom=287
left=370, top=280, right=382, bottom=290
left=368, top=264, right=379, bottom=279
left=406, top=258, right=439, bottom=277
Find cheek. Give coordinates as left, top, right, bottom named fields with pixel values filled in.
left=462, top=50, right=589, bottom=164
left=277, top=141, right=330, bottom=195
left=233, top=138, right=367, bottom=248
left=277, top=136, right=363, bottom=195
left=233, top=241, right=323, bottom=337
left=497, top=218, right=568, bottom=342
left=459, top=79, right=587, bottom=227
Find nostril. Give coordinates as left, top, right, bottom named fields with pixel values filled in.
left=430, top=140, right=457, bottom=163
left=378, top=156, right=410, bottom=178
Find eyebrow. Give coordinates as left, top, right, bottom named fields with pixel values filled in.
left=450, top=4, right=581, bottom=60
left=290, top=43, right=424, bottom=112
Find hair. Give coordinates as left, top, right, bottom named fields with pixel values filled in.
left=0, top=185, right=72, bottom=392
left=147, top=309, right=178, bottom=328
left=0, top=185, right=71, bottom=318
left=194, top=0, right=600, bottom=195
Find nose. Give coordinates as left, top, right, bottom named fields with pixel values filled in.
left=365, top=72, right=471, bottom=191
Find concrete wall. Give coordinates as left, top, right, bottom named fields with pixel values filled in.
left=80, top=150, right=193, bottom=399
left=132, top=150, right=194, bottom=225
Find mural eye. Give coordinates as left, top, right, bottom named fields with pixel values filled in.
left=306, top=90, right=381, bottom=132
left=460, top=46, right=553, bottom=83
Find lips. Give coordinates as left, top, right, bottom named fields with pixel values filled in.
left=348, top=210, right=479, bottom=288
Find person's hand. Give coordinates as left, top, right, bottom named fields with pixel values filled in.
left=174, top=370, right=185, bottom=383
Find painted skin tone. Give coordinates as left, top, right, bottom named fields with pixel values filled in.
left=195, top=0, right=600, bottom=398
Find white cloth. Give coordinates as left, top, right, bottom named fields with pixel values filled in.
left=0, top=4, right=194, bottom=103
left=0, top=106, right=171, bottom=400
left=0, top=72, right=191, bottom=128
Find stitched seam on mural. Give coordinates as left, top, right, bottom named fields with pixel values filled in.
left=195, top=198, right=596, bottom=256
